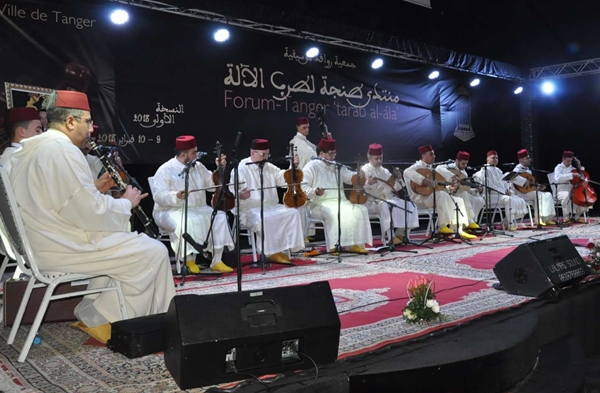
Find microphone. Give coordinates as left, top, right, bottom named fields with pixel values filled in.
left=433, top=159, right=453, bottom=166
left=245, top=158, right=269, bottom=165
left=230, top=131, right=242, bottom=157
left=182, top=233, right=204, bottom=251
left=196, top=151, right=208, bottom=158
left=501, top=162, right=517, bottom=167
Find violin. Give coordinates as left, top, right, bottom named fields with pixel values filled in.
left=283, top=143, right=307, bottom=208
left=211, top=141, right=235, bottom=211
left=570, top=157, right=597, bottom=207
left=349, top=158, right=367, bottom=204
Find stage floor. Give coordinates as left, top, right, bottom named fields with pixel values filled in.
left=1, top=220, right=599, bottom=392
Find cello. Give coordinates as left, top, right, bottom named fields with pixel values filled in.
left=571, top=157, right=597, bottom=207
left=211, top=142, right=235, bottom=211
left=283, top=144, right=307, bottom=208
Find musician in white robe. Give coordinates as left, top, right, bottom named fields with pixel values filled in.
left=9, top=90, right=174, bottom=343
left=437, top=151, right=484, bottom=230
left=289, top=117, right=332, bottom=240
left=236, top=139, right=304, bottom=262
left=0, top=107, right=42, bottom=173
left=553, top=150, right=592, bottom=222
left=301, top=138, right=373, bottom=252
left=403, top=145, right=475, bottom=239
left=361, top=143, right=418, bottom=244
left=473, top=150, right=528, bottom=230
left=153, top=135, right=235, bottom=273
left=513, top=149, right=556, bottom=225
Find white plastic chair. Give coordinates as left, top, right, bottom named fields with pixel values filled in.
left=545, top=173, right=587, bottom=223
left=147, top=176, right=179, bottom=270
left=417, top=208, right=436, bottom=236
left=0, top=167, right=128, bottom=362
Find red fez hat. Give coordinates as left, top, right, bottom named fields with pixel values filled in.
left=318, top=138, right=336, bottom=151
left=296, top=117, right=309, bottom=126
left=418, top=145, right=433, bottom=155
left=517, top=149, right=529, bottom=159
left=456, top=151, right=470, bottom=161
left=562, top=150, right=574, bottom=158
left=487, top=150, right=498, bottom=158
left=5, top=107, right=40, bottom=124
left=368, top=143, right=383, bottom=156
left=175, top=135, right=196, bottom=151
left=55, top=90, right=90, bottom=111
left=90, top=124, right=98, bottom=139
left=250, top=139, right=269, bottom=150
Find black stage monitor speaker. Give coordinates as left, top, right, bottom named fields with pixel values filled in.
left=493, top=235, right=590, bottom=297
left=164, top=281, right=341, bottom=390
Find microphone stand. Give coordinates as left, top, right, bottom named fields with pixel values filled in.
left=399, top=172, right=431, bottom=249
left=311, top=156, right=365, bottom=262
left=447, top=191, right=470, bottom=244
left=244, top=159, right=293, bottom=273
left=477, top=165, right=512, bottom=239
left=364, top=190, right=416, bottom=254
left=419, top=166, right=445, bottom=246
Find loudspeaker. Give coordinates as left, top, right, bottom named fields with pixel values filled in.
left=493, top=235, right=590, bottom=297
left=164, top=281, right=341, bottom=390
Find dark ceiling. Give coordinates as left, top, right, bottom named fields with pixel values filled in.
left=152, top=0, right=599, bottom=69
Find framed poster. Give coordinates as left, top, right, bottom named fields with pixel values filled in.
left=4, top=82, right=54, bottom=110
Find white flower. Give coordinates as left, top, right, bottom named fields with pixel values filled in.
left=426, top=299, right=435, bottom=308
left=403, top=309, right=412, bottom=317
left=596, top=252, right=600, bottom=258
left=408, top=313, right=417, bottom=320
left=432, top=305, right=440, bottom=313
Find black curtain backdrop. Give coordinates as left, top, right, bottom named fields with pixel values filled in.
left=1, top=0, right=547, bottom=217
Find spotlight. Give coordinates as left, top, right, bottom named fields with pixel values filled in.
left=514, top=86, right=523, bottom=95
left=428, top=71, right=439, bottom=79
left=306, top=47, right=319, bottom=58
left=470, top=78, right=480, bottom=87
left=214, top=28, right=230, bottom=42
left=542, top=81, right=555, bottom=95
left=371, top=58, right=384, bottom=69
left=110, top=9, right=129, bottom=25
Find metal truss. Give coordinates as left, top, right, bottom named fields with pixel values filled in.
left=530, top=58, right=600, bottom=81
left=107, top=0, right=524, bottom=81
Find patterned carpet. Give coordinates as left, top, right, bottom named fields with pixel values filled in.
left=0, top=221, right=598, bottom=392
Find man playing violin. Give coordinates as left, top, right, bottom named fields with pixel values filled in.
left=403, top=145, right=475, bottom=239
left=152, top=135, right=235, bottom=273
left=513, top=149, right=557, bottom=225
left=436, top=151, right=484, bottom=231
left=362, top=143, right=419, bottom=244
left=553, top=151, right=592, bottom=223
left=301, top=138, right=373, bottom=253
left=289, top=116, right=332, bottom=170
left=236, top=139, right=305, bottom=263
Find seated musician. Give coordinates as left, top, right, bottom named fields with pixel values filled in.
left=236, top=139, right=305, bottom=262
left=437, top=151, right=484, bottom=231
left=301, top=138, right=373, bottom=253
left=473, top=150, right=527, bottom=231
left=10, top=90, right=174, bottom=343
left=553, top=150, right=592, bottom=223
left=152, top=135, right=235, bottom=273
left=403, top=145, right=475, bottom=239
left=0, top=107, right=42, bottom=173
left=512, top=149, right=556, bottom=225
left=362, top=143, right=418, bottom=244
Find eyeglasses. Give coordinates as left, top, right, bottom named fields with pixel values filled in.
left=73, top=116, right=94, bottom=126
left=326, top=151, right=337, bottom=157
left=254, top=151, right=271, bottom=158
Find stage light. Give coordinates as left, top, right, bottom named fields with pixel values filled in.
left=306, top=47, right=319, bottom=58
left=214, top=28, right=230, bottom=42
left=514, top=86, right=523, bottom=95
left=470, top=78, right=480, bottom=87
left=371, top=58, right=384, bottom=69
left=428, top=71, right=439, bottom=79
left=110, top=9, right=129, bottom=25
left=542, top=81, right=555, bottom=95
